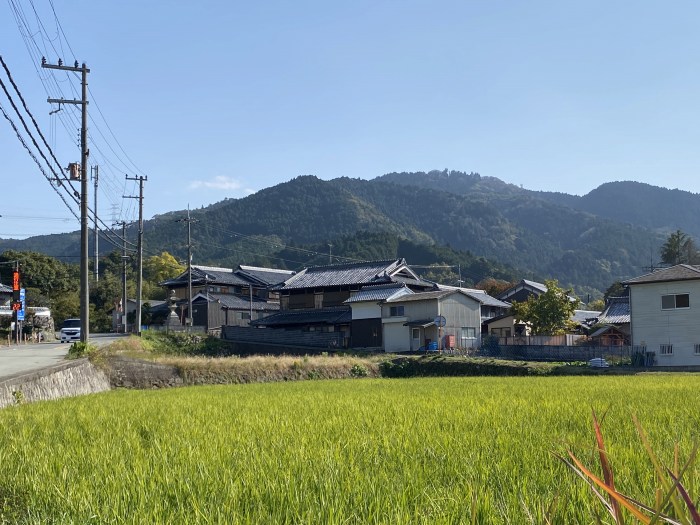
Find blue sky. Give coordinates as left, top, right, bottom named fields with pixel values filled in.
left=2, top=0, right=700, bottom=238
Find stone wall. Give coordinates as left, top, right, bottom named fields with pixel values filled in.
left=0, top=359, right=111, bottom=408
left=104, top=356, right=183, bottom=389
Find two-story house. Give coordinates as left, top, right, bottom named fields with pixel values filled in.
left=624, top=264, right=700, bottom=366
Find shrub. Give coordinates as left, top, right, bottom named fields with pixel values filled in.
left=349, top=364, right=368, bottom=377
left=67, top=341, right=96, bottom=359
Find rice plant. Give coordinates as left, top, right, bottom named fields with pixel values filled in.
left=0, top=375, right=698, bottom=523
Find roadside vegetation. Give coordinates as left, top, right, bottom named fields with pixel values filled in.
left=1, top=375, right=699, bottom=523
left=88, top=332, right=625, bottom=386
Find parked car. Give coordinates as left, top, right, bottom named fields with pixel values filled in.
left=588, top=357, right=610, bottom=368
left=60, top=319, right=81, bottom=343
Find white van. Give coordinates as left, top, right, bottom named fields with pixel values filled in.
left=60, top=319, right=81, bottom=343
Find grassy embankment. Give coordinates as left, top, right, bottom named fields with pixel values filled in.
left=85, top=333, right=598, bottom=385
left=1, top=375, right=699, bottom=523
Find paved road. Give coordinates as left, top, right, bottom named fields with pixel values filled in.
left=0, top=333, right=126, bottom=380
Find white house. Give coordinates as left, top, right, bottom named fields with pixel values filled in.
left=381, top=289, right=508, bottom=353
left=624, top=264, right=700, bottom=366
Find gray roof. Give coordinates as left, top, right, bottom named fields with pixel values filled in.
left=161, top=265, right=250, bottom=287
left=497, top=279, right=547, bottom=300
left=597, top=296, right=630, bottom=324
left=572, top=310, right=602, bottom=325
left=194, top=292, right=280, bottom=312
left=275, top=259, right=416, bottom=290
left=252, top=306, right=351, bottom=327
left=460, top=289, right=511, bottom=308
left=344, top=284, right=413, bottom=304
left=623, top=264, right=700, bottom=285
left=237, top=265, right=294, bottom=286
left=386, top=288, right=510, bottom=308
left=0, top=283, right=11, bottom=294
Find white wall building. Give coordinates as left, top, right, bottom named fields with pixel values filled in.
left=624, top=264, right=700, bottom=366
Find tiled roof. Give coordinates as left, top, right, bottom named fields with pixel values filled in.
left=0, top=283, right=11, bottom=294
left=237, top=265, right=294, bottom=286
left=460, top=289, right=511, bottom=308
left=385, top=290, right=455, bottom=303
left=623, top=264, right=700, bottom=285
left=275, top=259, right=408, bottom=290
left=385, top=288, right=510, bottom=307
left=160, top=265, right=250, bottom=287
left=194, top=292, right=280, bottom=311
left=344, top=284, right=413, bottom=303
left=496, top=279, right=547, bottom=300
left=597, top=296, right=630, bottom=324
left=572, top=310, right=602, bottom=325
left=251, top=306, right=351, bottom=327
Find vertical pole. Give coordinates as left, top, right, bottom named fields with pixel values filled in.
left=80, top=64, right=89, bottom=343
left=121, top=222, right=127, bottom=334
left=187, top=207, right=193, bottom=329
left=93, top=165, right=99, bottom=281
left=136, top=177, right=144, bottom=336
left=249, top=284, right=253, bottom=323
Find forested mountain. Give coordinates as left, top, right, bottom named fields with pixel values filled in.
left=3, top=170, right=693, bottom=298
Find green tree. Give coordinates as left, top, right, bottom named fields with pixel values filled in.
left=660, top=230, right=700, bottom=265
left=511, top=279, right=580, bottom=335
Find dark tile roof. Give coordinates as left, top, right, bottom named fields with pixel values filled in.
left=597, top=296, right=630, bottom=324
left=623, top=264, right=700, bottom=285
left=344, top=284, right=413, bottom=303
left=0, top=283, right=11, bottom=294
left=236, top=265, right=294, bottom=286
left=496, top=279, right=547, bottom=301
left=251, top=306, right=351, bottom=327
left=275, top=259, right=411, bottom=290
left=193, top=292, right=280, bottom=311
left=160, top=265, right=251, bottom=287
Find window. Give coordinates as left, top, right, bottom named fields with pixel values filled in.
left=660, top=344, right=673, bottom=355
left=695, top=344, right=700, bottom=356
left=662, top=294, right=690, bottom=310
left=237, top=312, right=251, bottom=320
left=461, top=327, right=476, bottom=346
left=389, top=306, right=404, bottom=316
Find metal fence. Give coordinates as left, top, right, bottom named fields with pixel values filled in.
left=476, top=344, right=651, bottom=364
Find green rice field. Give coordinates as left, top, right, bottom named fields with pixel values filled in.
left=1, top=375, right=699, bottom=524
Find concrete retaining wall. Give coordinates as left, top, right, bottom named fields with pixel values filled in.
left=0, top=359, right=111, bottom=408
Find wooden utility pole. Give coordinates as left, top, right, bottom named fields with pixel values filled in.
left=43, top=58, right=90, bottom=343
left=125, top=175, right=146, bottom=335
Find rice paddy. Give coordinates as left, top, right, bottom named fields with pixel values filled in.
left=1, top=374, right=699, bottom=524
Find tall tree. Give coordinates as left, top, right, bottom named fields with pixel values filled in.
left=511, top=279, right=580, bottom=335
left=660, top=230, right=699, bottom=265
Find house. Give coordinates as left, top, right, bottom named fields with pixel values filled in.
left=380, top=289, right=510, bottom=353
left=0, top=283, right=11, bottom=305
left=623, top=264, right=700, bottom=366
left=344, top=283, right=414, bottom=348
left=160, top=264, right=293, bottom=329
left=589, top=296, right=630, bottom=346
left=111, top=298, right=165, bottom=332
left=495, top=279, right=548, bottom=303
left=252, top=259, right=435, bottom=347
left=273, top=258, right=434, bottom=310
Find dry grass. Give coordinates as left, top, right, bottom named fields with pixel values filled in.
left=159, top=354, right=381, bottom=384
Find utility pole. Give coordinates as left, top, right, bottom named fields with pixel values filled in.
left=92, top=165, right=99, bottom=281
left=115, top=221, right=128, bottom=333
left=43, top=58, right=90, bottom=343
left=124, top=175, right=146, bottom=335
left=328, top=243, right=333, bottom=265
left=176, top=207, right=197, bottom=329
